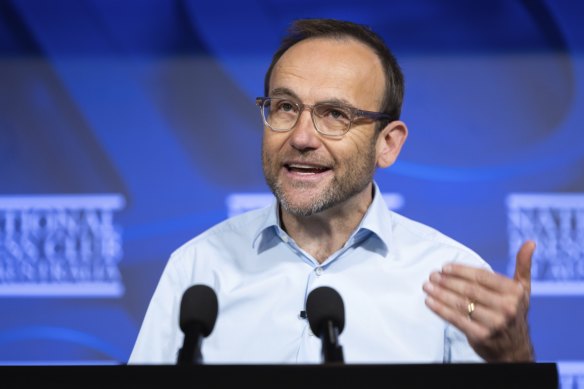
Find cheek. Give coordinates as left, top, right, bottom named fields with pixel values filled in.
left=262, top=135, right=282, bottom=167
left=261, top=140, right=274, bottom=159
left=262, top=131, right=290, bottom=155
left=335, top=129, right=376, bottom=158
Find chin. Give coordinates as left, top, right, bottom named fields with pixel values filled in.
left=280, top=194, right=335, bottom=217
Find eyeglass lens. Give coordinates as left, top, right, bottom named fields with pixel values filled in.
left=262, top=98, right=351, bottom=136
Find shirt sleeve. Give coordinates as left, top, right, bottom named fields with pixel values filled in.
left=442, top=249, right=491, bottom=363
left=443, top=323, right=485, bottom=363
left=127, top=254, right=185, bottom=364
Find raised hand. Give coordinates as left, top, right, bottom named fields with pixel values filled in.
left=423, top=240, right=536, bottom=362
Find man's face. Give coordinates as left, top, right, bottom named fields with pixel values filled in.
left=262, top=37, right=386, bottom=217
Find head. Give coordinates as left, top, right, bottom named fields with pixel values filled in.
left=264, top=18, right=405, bottom=129
left=261, top=19, right=408, bottom=217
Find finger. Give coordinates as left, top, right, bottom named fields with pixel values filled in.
left=424, top=277, right=504, bottom=325
left=441, top=264, right=521, bottom=295
left=424, top=279, right=526, bottom=347
left=427, top=271, right=507, bottom=311
left=424, top=293, right=491, bottom=341
left=514, top=240, right=535, bottom=295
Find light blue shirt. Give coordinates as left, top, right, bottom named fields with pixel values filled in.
left=129, top=183, right=489, bottom=364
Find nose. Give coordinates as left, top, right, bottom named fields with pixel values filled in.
left=288, top=108, right=322, bottom=151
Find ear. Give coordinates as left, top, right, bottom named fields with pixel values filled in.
left=375, top=120, right=408, bottom=168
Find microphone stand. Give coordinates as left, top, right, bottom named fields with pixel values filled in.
left=320, top=320, right=344, bottom=363
left=177, top=324, right=203, bottom=365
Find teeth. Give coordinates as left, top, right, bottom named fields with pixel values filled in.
left=286, top=163, right=328, bottom=175
left=289, top=164, right=320, bottom=169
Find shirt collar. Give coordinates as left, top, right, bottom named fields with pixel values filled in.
left=252, top=198, right=280, bottom=250
left=252, top=181, right=393, bottom=253
left=354, top=181, right=393, bottom=252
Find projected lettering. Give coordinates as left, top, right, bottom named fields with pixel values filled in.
left=0, top=194, right=125, bottom=297
left=559, top=362, right=584, bottom=389
left=507, top=194, right=584, bottom=295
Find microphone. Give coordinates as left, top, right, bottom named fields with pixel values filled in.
left=176, top=284, right=218, bottom=365
left=306, top=286, right=345, bottom=364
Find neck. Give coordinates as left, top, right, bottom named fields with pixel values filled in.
left=280, top=183, right=374, bottom=264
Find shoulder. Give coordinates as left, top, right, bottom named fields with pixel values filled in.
left=389, top=210, right=490, bottom=270
left=168, top=205, right=272, bottom=265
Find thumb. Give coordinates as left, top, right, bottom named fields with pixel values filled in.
left=514, top=240, right=536, bottom=294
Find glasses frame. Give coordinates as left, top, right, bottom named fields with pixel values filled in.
left=256, top=97, right=393, bottom=137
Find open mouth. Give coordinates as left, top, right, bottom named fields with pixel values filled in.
left=285, top=163, right=331, bottom=174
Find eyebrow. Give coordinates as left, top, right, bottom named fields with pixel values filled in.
left=268, top=87, right=357, bottom=108
left=269, top=87, right=299, bottom=100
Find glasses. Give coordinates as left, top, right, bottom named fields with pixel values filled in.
left=256, top=97, right=393, bottom=137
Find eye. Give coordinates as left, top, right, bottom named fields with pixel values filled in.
left=275, top=100, right=297, bottom=113
left=318, top=105, right=351, bottom=121
left=329, top=109, right=346, bottom=120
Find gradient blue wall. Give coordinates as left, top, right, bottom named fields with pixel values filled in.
left=0, top=0, right=583, bottom=384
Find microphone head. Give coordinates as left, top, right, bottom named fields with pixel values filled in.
left=306, top=286, right=345, bottom=336
left=179, top=284, right=218, bottom=337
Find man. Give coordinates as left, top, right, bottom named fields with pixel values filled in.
left=129, top=18, right=534, bottom=364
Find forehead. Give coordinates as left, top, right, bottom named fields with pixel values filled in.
left=269, top=37, right=385, bottom=109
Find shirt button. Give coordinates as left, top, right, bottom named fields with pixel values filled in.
left=314, top=267, right=323, bottom=276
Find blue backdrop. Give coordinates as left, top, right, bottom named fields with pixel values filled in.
left=1, top=0, right=583, bottom=385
